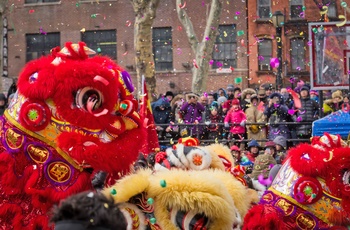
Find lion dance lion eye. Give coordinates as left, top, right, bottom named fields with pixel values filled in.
left=75, top=87, right=104, bottom=113
left=342, top=169, right=350, bottom=186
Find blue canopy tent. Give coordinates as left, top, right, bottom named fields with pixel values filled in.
left=312, top=110, right=350, bottom=138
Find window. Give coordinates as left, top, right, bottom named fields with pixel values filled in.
left=212, top=25, right=237, bottom=69
left=257, top=0, right=271, bottom=19
left=81, top=30, right=117, bottom=59
left=258, top=39, right=272, bottom=71
left=290, top=0, right=303, bottom=19
left=152, top=27, right=173, bottom=71
left=25, top=0, right=59, bottom=3
left=323, top=0, right=337, bottom=18
left=26, top=32, right=60, bottom=62
left=290, top=38, right=305, bottom=71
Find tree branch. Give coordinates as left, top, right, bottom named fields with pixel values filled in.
left=176, top=0, right=199, bottom=53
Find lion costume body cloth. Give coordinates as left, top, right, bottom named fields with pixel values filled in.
left=0, top=42, right=145, bottom=229
left=244, top=133, right=350, bottom=229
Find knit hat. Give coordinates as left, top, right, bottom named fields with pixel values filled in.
left=247, top=139, right=260, bottom=149
left=230, top=145, right=240, bottom=152
left=300, top=85, right=310, bottom=92
left=273, top=136, right=287, bottom=149
left=217, top=96, right=227, bottom=105
left=227, top=84, right=235, bottom=92
left=310, top=90, right=318, bottom=96
left=231, top=98, right=240, bottom=105
left=210, top=101, right=219, bottom=110
left=265, top=141, right=276, bottom=148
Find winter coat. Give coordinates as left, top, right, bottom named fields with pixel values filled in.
left=180, top=102, right=205, bottom=137
left=293, top=97, right=319, bottom=136
left=245, top=103, right=267, bottom=147
left=264, top=102, right=291, bottom=140
left=224, top=108, right=246, bottom=134
left=151, top=98, right=171, bottom=125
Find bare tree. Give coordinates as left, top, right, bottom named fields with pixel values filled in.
left=176, top=0, right=222, bottom=94
left=130, top=0, right=160, bottom=101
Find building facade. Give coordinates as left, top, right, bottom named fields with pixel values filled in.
left=247, top=0, right=350, bottom=89
left=3, top=0, right=248, bottom=96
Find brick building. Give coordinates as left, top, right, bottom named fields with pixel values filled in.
left=3, top=0, right=248, bottom=96
left=247, top=0, right=350, bottom=90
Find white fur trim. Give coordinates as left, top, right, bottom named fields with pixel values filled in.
left=186, top=148, right=212, bottom=170
left=176, top=144, right=191, bottom=168
left=166, top=147, right=186, bottom=169
left=119, top=203, right=146, bottom=230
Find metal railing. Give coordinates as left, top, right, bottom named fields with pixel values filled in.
left=154, top=121, right=313, bottom=145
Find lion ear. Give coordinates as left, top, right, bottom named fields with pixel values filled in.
left=17, top=56, right=56, bottom=100
left=288, top=143, right=328, bottom=177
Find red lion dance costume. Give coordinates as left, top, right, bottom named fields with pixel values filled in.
left=244, top=133, right=350, bottom=229
left=0, top=42, right=144, bottom=229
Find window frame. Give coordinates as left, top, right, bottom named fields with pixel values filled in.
left=257, top=38, right=273, bottom=71
left=25, top=32, right=60, bottom=62
left=290, top=37, right=306, bottom=71
left=290, top=0, right=304, bottom=19
left=81, top=29, right=117, bottom=60
left=257, top=0, right=271, bottom=20
left=212, top=24, right=237, bottom=70
left=152, top=27, right=173, bottom=72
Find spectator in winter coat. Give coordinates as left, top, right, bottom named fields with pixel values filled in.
left=310, top=90, right=319, bottom=103
left=180, top=93, right=205, bottom=138
left=205, top=103, right=223, bottom=140
left=273, top=135, right=287, bottom=164
left=166, top=94, right=185, bottom=138
left=240, top=88, right=256, bottom=112
left=292, top=86, right=319, bottom=139
left=223, top=87, right=241, bottom=114
left=151, top=97, right=172, bottom=139
left=224, top=98, right=246, bottom=147
left=245, top=94, right=267, bottom=147
left=264, top=93, right=291, bottom=140
left=245, top=139, right=261, bottom=163
left=226, top=84, right=235, bottom=100
left=323, top=90, right=343, bottom=116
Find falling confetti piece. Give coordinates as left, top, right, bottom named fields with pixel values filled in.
left=179, top=1, right=186, bottom=9
left=176, top=48, right=182, bottom=55
left=193, top=59, right=198, bottom=68
left=336, top=15, right=346, bottom=27
left=236, top=11, right=240, bottom=15
left=258, top=174, right=272, bottom=186
left=320, top=6, right=328, bottom=15
left=29, top=9, right=35, bottom=14
left=80, top=28, right=86, bottom=33
left=307, top=40, right=312, bottom=46
left=125, top=20, right=132, bottom=27
left=237, top=30, right=244, bottom=36
left=122, top=51, right=128, bottom=56
left=209, top=59, right=214, bottom=65
left=270, top=57, right=280, bottom=68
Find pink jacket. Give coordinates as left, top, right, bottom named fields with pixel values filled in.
left=224, top=109, right=246, bottom=134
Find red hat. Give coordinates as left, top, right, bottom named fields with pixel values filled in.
left=265, top=141, right=276, bottom=148
left=231, top=98, right=240, bottom=105
left=230, top=145, right=240, bottom=151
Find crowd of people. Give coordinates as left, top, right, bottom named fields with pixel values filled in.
left=152, top=81, right=348, bottom=151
